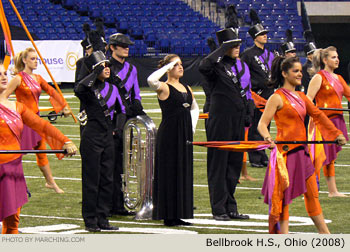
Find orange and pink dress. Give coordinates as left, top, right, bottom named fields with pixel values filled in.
left=15, top=72, right=67, bottom=166
left=262, top=88, right=342, bottom=233
left=0, top=102, right=69, bottom=233
left=313, top=70, right=350, bottom=177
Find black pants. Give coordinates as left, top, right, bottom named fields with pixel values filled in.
left=81, top=123, right=114, bottom=223
left=248, top=108, right=269, bottom=164
left=206, top=112, right=244, bottom=215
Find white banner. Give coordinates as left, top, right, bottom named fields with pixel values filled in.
left=8, top=40, right=83, bottom=83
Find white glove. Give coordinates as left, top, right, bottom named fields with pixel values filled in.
left=190, top=98, right=199, bottom=134
left=147, top=58, right=181, bottom=90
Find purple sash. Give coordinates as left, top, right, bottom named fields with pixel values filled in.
left=19, top=71, right=41, bottom=106
left=0, top=103, right=23, bottom=143
left=321, top=70, right=343, bottom=101
left=280, top=88, right=306, bottom=122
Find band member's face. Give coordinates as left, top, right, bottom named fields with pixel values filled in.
left=285, top=51, right=296, bottom=58
left=283, top=62, right=302, bottom=86
left=23, top=51, right=38, bottom=70
left=255, top=34, right=267, bottom=44
left=307, top=53, right=313, bottom=61
left=0, top=65, right=8, bottom=91
left=97, top=63, right=110, bottom=81
left=169, top=57, right=183, bottom=78
left=226, top=45, right=240, bottom=59
left=85, top=47, right=93, bottom=56
left=113, top=45, right=129, bottom=58
left=324, top=50, right=339, bottom=70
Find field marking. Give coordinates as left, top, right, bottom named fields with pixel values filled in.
left=22, top=176, right=350, bottom=195
left=17, top=213, right=324, bottom=234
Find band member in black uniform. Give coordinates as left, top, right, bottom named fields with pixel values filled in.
left=74, top=51, right=119, bottom=232
left=281, top=29, right=297, bottom=58
left=240, top=9, right=275, bottom=168
left=302, top=30, right=317, bottom=94
left=199, top=27, right=250, bottom=221
left=107, top=33, right=145, bottom=216
left=75, top=20, right=108, bottom=134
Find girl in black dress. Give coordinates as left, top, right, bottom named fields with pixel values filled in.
left=147, top=54, right=199, bottom=226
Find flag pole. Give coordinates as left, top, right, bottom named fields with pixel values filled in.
left=0, top=149, right=67, bottom=154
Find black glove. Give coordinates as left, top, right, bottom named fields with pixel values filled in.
left=114, top=113, right=127, bottom=138
left=131, top=99, right=145, bottom=116
left=205, top=40, right=240, bottom=63
left=93, top=63, right=105, bottom=76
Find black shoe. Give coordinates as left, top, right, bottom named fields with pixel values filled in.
left=85, top=224, right=101, bottom=232
left=213, top=214, right=231, bottom=221
left=175, top=219, right=192, bottom=226
left=228, top=211, right=250, bottom=220
left=97, top=218, right=119, bottom=230
left=262, top=160, right=269, bottom=167
left=164, top=219, right=177, bottom=226
left=250, top=162, right=264, bottom=168
left=111, top=208, right=136, bottom=216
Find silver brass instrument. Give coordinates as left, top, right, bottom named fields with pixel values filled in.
left=122, top=115, right=157, bottom=220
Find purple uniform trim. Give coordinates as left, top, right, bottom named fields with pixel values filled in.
left=117, top=61, right=141, bottom=101
left=231, top=59, right=252, bottom=100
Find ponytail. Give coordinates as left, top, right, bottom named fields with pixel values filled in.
left=12, top=48, right=36, bottom=75
left=309, top=46, right=337, bottom=77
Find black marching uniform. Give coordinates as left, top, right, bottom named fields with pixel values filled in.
left=302, top=59, right=312, bottom=94
left=74, top=52, right=119, bottom=230
left=240, top=45, right=274, bottom=166
left=199, top=34, right=250, bottom=218
left=107, top=56, right=145, bottom=215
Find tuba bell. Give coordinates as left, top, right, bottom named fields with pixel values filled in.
left=121, top=115, right=157, bottom=220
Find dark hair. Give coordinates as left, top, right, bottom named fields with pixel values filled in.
left=158, top=54, right=179, bottom=68
left=269, top=56, right=300, bottom=88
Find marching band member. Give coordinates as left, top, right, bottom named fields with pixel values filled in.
left=258, top=56, right=346, bottom=234
left=280, top=29, right=297, bottom=58
left=307, top=46, right=350, bottom=197
left=147, top=54, right=199, bottom=226
left=0, top=62, right=77, bottom=234
left=199, top=27, right=250, bottom=221
left=302, top=30, right=317, bottom=94
left=107, top=33, right=146, bottom=216
left=241, top=9, right=275, bottom=168
left=74, top=51, right=120, bottom=232
left=6, top=48, right=70, bottom=194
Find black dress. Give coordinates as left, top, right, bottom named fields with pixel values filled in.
left=152, top=84, right=193, bottom=220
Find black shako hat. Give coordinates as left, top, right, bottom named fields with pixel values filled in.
left=281, top=42, right=296, bottom=54
left=281, top=29, right=296, bottom=54
left=108, top=33, right=135, bottom=48
left=304, top=42, right=317, bottom=55
left=303, top=30, right=317, bottom=55
left=216, top=28, right=241, bottom=46
left=248, top=9, right=268, bottom=39
left=84, top=51, right=109, bottom=71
